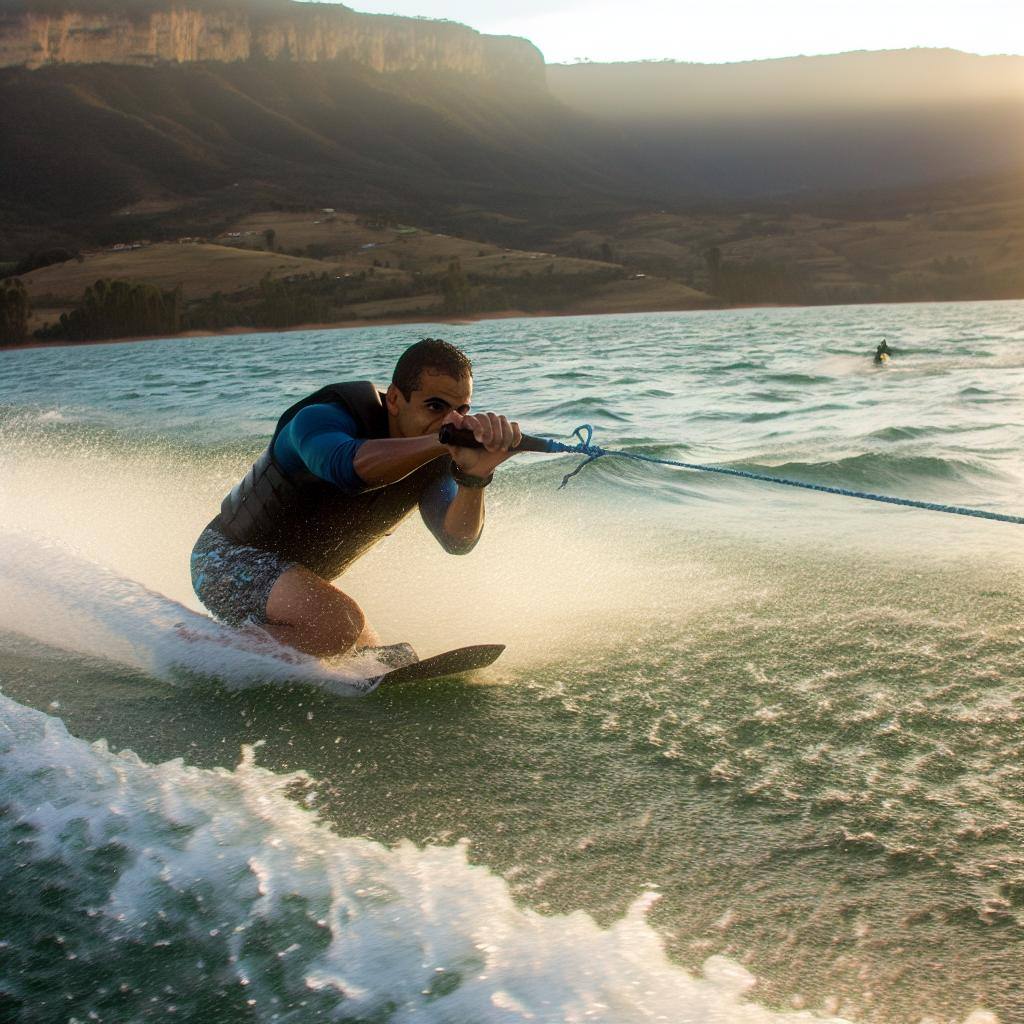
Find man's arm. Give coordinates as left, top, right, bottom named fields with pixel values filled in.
left=357, top=410, right=522, bottom=493
left=274, top=405, right=368, bottom=491
left=441, top=485, right=485, bottom=548
left=419, top=472, right=483, bottom=554
left=419, top=411, right=522, bottom=553
left=279, top=406, right=519, bottom=495
left=352, top=435, right=447, bottom=488
left=277, top=406, right=447, bottom=492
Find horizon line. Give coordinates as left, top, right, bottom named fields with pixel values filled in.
left=543, top=46, right=1024, bottom=68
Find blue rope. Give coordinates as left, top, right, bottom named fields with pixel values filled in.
left=541, top=424, right=1024, bottom=526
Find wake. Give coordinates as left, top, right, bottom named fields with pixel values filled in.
left=0, top=532, right=379, bottom=696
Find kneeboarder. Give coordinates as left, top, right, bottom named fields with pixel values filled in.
left=190, top=338, right=520, bottom=657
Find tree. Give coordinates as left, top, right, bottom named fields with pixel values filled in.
left=254, top=273, right=329, bottom=329
left=3, top=249, right=78, bottom=280
left=441, top=258, right=469, bottom=313
left=36, top=278, right=182, bottom=342
left=0, top=278, right=30, bottom=344
left=703, top=245, right=722, bottom=294
left=263, top=228, right=276, bottom=252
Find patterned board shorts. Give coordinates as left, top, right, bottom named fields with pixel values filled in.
left=190, top=525, right=297, bottom=627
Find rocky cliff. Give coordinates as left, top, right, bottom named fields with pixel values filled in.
left=0, top=0, right=543, bottom=81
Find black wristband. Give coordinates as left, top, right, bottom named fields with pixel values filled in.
left=451, top=464, right=493, bottom=489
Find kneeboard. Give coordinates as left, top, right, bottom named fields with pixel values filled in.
left=372, top=644, right=505, bottom=688
left=173, top=619, right=503, bottom=696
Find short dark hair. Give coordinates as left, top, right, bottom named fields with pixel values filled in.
left=392, top=338, right=472, bottom=399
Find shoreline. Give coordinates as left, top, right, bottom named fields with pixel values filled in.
left=2, top=295, right=1017, bottom=352
left=0, top=307, right=595, bottom=352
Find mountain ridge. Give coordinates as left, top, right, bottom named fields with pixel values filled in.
left=547, top=48, right=1024, bottom=116
left=0, top=0, right=542, bottom=80
left=2, top=4, right=1023, bottom=308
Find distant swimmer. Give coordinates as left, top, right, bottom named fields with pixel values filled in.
left=874, top=339, right=892, bottom=364
left=190, top=338, right=521, bottom=659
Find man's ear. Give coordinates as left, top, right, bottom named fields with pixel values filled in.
left=385, top=383, right=401, bottom=416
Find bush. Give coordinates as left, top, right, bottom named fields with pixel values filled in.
left=36, top=278, right=182, bottom=341
left=2, top=249, right=80, bottom=279
left=0, top=278, right=31, bottom=344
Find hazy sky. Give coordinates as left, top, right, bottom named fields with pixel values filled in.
left=339, top=0, right=1023, bottom=64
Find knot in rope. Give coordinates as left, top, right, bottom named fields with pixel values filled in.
left=568, top=423, right=597, bottom=453
left=558, top=423, right=607, bottom=488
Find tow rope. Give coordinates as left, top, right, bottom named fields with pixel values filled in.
left=544, top=424, right=1024, bottom=525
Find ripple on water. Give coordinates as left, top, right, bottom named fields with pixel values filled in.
left=1, top=299, right=1023, bottom=1024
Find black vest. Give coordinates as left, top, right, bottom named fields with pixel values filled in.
left=212, top=381, right=450, bottom=579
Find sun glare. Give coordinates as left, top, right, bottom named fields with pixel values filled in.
left=343, top=0, right=1024, bottom=64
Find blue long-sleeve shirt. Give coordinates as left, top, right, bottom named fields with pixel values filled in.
left=273, top=403, right=471, bottom=552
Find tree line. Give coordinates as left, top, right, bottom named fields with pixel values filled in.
left=34, top=278, right=183, bottom=342
left=6, top=251, right=1021, bottom=346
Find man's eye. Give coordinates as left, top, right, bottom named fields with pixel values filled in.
left=425, top=402, right=444, bottom=411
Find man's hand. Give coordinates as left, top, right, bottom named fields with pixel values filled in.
left=442, top=410, right=522, bottom=477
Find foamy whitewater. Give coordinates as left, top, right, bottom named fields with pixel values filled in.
left=1, top=301, right=1022, bottom=1023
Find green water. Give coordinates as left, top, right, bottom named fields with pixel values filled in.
left=1, top=301, right=1022, bottom=1023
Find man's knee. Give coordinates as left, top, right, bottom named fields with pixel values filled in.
left=309, top=591, right=365, bottom=641
left=266, top=567, right=365, bottom=653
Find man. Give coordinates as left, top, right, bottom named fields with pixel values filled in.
left=190, top=338, right=520, bottom=657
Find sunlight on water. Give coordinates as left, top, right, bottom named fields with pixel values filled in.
left=1, top=300, right=1023, bottom=1024
left=0, top=694, right=867, bottom=1024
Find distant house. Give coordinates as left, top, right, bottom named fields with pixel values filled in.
left=321, top=208, right=335, bottom=214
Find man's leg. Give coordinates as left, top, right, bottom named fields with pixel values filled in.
left=262, top=565, right=376, bottom=657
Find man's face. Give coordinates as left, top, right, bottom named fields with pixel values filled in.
left=386, top=369, right=472, bottom=438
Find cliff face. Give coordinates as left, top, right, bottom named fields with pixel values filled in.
left=0, top=2, right=543, bottom=81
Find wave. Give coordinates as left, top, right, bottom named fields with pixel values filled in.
left=0, top=407, right=268, bottom=486
left=529, top=398, right=631, bottom=423
left=0, top=534, right=376, bottom=695
left=735, top=452, right=1004, bottom=490
left=956, top=386, right=1017, bottom=404
left=865, top=424, right=961, bottom=442
left=0, top=694, right=856, bottom=1024
left=746, top=391, right=798, bottom=404
left=762, top=373, right=833, bottom=386
left=739, top=409, right=797, bottom=424
left=535, top=447, right=1020, bottom=522
left=540, top=441, right=1005, bottom=493
left=539, top=370, right=603, bottom=381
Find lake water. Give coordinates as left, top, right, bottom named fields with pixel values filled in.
left=1, top=301, right=1022, bottom=1024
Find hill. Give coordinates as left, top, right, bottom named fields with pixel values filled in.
left=17, top=210, right=712, bottom=337
left=2, top=2, right=1024, bottom=322
left=3, top=17, right=1024, bottom=260
left=546, top=50, right=1024, bottom=196
left=552, top=171, right=1024, bottom=305
left=0, top=56, right=611, bottom=260
left=20, top=241, right=341, bottom=303
left=21, top=170, right=1024, bottom=342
